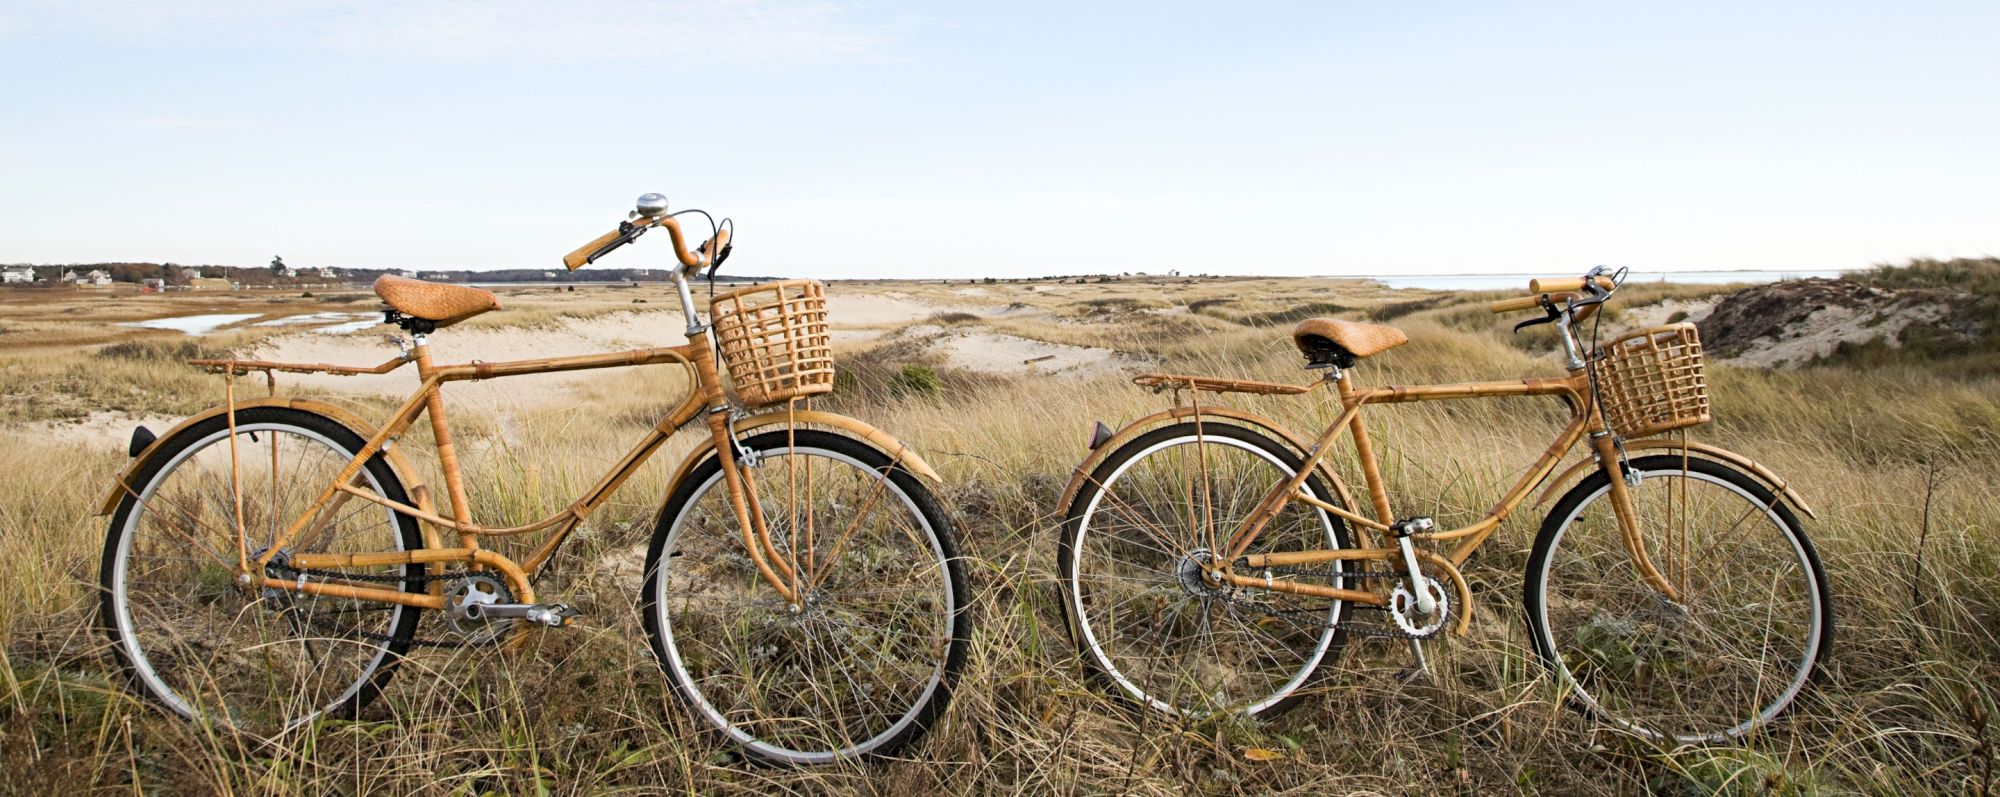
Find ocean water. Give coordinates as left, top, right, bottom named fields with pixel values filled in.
left=119, top=313, right=262, bottom=335
left=1367, top=270, right=1843, bottom=291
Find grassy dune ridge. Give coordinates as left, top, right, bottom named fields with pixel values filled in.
left=1, top=272, right=1995, bottom=795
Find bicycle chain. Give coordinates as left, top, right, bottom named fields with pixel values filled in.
left=1227, top=563, right=1448, bottom=641
left=264, top=562, right=484, bottom=649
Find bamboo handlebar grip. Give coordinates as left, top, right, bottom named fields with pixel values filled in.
left=1490, top=292, right=1579, bottom=313
left=701, top=228, right=731, bottom=260
left=1528, top=276, right=1615, bottom=293
left=563, top=228, right=626, bottom=270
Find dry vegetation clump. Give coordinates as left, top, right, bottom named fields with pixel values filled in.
left=1, top=275, right=1997, bottom=794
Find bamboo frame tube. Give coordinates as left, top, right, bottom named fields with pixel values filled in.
left=1591, top=433, right=1680, bottom=601
left=1338, top=378, right=1398, bottom=525
left=1221, top=400, right=1365, bottom=562
left=1291, top=487, right=1390, bottom=532
left=250, top=575, right=448, bottom=610
left=290, top=546, right=534, bottom=603
left=189, top=356, right=410, bottom=377
left=255, top=379, right=443, bottom=567
left=1217, top=572, right=1386, bottom=605
left=1056, top=405, right=1361, bottom=524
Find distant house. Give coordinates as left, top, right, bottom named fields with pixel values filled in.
left=61, top=270, right=81, bottom=283
left=140, top=278, right=166, bottom=292
left=1, top=266, right=33, bottom=284
left=312, top=267, right=341, bottom=279
left=422, top=272, right=452, bottom=281
left=189, top=277, right=234, bottom=291
left=85, top=269, right=112, bottom=285
left=394, top=270, right=416, bottom=279
left=542, top=271, right=557, bottom=279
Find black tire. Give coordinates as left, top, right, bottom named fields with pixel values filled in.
left=98, top=406, right=426, bottom=732
left=1058, top=422, right=1352, bottom=720
left=1524, top=455, right=1833, bottom=743
left=640, top=429, right=971, bottom=765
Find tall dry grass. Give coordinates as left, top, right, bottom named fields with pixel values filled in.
left=1, top=278, right=1995, bottom=795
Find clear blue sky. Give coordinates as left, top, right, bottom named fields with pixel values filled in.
left=2, top=1, right=1995, bottom=278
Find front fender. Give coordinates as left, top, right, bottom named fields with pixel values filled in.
left=664, top=410, right=944, bottom=494
left=1533, top=438, right=1817, bottom=520
left=96, top=398, right=439, bottom=530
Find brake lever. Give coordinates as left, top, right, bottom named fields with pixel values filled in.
left=1512, top=295, right=1562, bottom=334
left=586, top=220, right=648, bottom=265
left=704, top=243, right=732, bottom=281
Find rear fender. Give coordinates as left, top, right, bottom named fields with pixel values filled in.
left=1056, top=405, right=1360, bottom=520
left=97, top=398, right=440, bottom=547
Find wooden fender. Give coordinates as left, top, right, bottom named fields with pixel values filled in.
left=664, top=410, right=944, bottom=495
left=1056, top=405, right=1361, bottom=521
left=1532, top=438, right=1818, bottom=520
left=96, top=398, right=442, bottom=549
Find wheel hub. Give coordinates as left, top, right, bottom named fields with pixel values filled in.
left=1175, top=549, right=1226, bottom=597
left=251, top=547, right=295, bottom=601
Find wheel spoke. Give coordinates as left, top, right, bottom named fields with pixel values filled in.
left=103, top=415, right=416, bottom=735
left=649, top=433, right=964, bottom=763
left=1529, top=460, right=1825, bottom=742
left=1065, top=425, right=1346, bottom=719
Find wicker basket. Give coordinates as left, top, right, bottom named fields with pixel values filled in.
left=709, top=279, right=835, bottom=407
left=1593, top=324, right=1711, bottom=439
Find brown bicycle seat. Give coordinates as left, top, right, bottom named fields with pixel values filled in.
left=372, top=275, right=500, bottom=328
left=1291, top=318, right=1408, bottom=366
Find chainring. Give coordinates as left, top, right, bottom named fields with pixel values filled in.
left=1388, top=576, right=1451, bottom=640
left=445, top=573, right=516, bottom=645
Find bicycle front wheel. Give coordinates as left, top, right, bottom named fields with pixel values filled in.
left=1525, top=455, right=1833, bottom=743
left=640, top=429, right=970, bottom=765
left=97, top=407, right=425, bottom=734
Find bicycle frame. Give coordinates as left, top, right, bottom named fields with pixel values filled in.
left=1076, top=335, right=1695, bottom=634
left=100, top=273, right=933, bottom=620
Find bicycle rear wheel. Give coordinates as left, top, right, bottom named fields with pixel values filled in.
left=1058, top=422, right=1352, bottom=720
left=1525, top=455, right=1832, bottom=743
left=640, top=429, right=970, bottom=765
left=97, top=407, right=425, bottom=734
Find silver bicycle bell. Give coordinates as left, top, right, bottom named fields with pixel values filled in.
left=635, top=193, right=670, bottom=218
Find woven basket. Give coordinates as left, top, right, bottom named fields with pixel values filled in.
left=709, top=279, right=834, bottom=407
left=1594, top=324, right=1711, bottom=439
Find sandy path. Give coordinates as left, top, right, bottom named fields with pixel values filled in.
left=238, top=290, right=1008, bottom=402
left=934, top=332, right=1133, bottom=378
left=247, top=310, right=691, bottom=405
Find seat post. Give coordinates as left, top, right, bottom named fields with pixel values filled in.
left=1336, top=375, right=1397, bottom=526
left=410, top=334, right=477, bottom=542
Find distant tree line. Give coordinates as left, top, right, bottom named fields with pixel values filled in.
left=0, top=262, right=788, bottom=286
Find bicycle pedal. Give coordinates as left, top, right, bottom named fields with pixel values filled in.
left=463, top=602, right=583, bottom=628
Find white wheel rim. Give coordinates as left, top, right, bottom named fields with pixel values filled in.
left=650, top=445, right=955, bottom=764
left=1534, top=467, right=1825, bottom=743
left=110, top=421, right=408, bottom=730
left=1069, top=433, right=1343, bottom=718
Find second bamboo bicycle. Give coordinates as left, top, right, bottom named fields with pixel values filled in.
left=1057, top=267, right=1833, bottom=744
left=96, top=193, right=972, bottom=764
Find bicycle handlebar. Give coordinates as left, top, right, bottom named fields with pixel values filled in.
left=562, top=215, right=712, bottom=272
left=1489, top=292, right=1579, bottom=313
left=1528, top=275, right=1615, bottom=294
left=699, top=228, right=730, bottom=262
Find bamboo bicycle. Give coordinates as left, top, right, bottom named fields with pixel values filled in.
left=1056, top=268, right=1833, bottom=744
left=96, top=194, right=972, bottom=764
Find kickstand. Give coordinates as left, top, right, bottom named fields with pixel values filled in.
left=1399, top=638, right=1434, bottom=684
